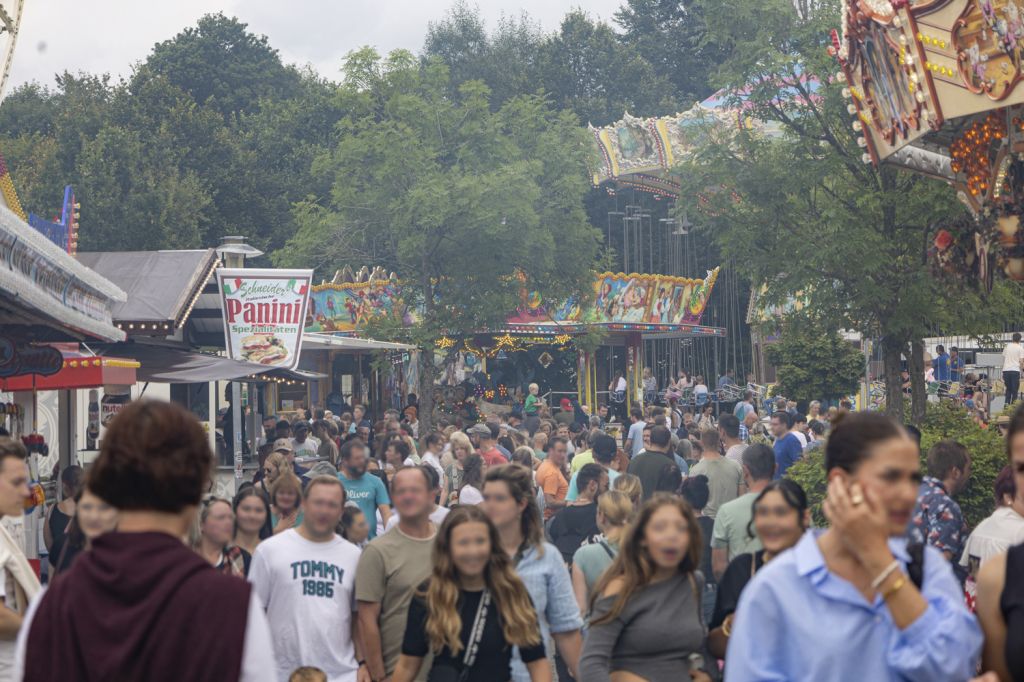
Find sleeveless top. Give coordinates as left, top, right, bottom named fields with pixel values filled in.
left=1001, top=543, right=1024, bottom=681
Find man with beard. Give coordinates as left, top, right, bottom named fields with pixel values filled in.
left=337, top=440, right=391, bottom=540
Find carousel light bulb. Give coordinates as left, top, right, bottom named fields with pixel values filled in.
left=904, top=54, right=913, bottom=66
left=852, top=121, right=863, bottom=131
left=899, top=35, right=908, bottom=46
left=910, top=72, right=919, bottom=84
left=915, top=90, right=926, bottom=102
left=837, top=71, right=847, bottom=83
left=842, top=88, right=852, bottom=99
left=893, top=15, right=902, bottom=27
left=857, top=136, right=868, bottom=147
left=848, top=104, right=858, bottom=114
left=862, top=152, right=872, bottom=164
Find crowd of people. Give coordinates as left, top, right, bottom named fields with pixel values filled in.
left=1, top=377, right=1023, bottom=681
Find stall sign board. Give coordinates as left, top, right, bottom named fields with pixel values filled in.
left=217, top=268, right=313, bottom=372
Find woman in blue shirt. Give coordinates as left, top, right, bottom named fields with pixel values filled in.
left=727, top=411, right=982, bottom=682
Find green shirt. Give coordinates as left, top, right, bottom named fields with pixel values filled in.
left=524, top=393, right=539, bottom=415
left=573, top=539, right=619, bottom=597
left=711, top=491, right=762, bottom=561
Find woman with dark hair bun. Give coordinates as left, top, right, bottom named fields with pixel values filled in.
left=17, top=400, right=275, bottom=682
left=726, top=411, right=982, bottom=681
left=706, top=479, right=808, bottom=660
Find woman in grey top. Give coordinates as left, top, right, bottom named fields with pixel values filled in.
left=580, top=494, right=712, bottom=682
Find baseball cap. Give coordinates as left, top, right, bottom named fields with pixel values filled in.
left=273, top=438, right=293, bottom=453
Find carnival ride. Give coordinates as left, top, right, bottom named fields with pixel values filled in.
left=832, top=0, right=1024, bottom=284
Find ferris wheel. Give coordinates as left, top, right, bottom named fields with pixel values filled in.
left=0, top=0, right=24, bottom=102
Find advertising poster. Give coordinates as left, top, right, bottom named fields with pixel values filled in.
left=217, top=268, right=313, bottom=371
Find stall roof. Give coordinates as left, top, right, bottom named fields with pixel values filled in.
left=0, top=204, right=126, bottom=341
left=302, top=333, right=417, bottom=352
left=76, top=249, right=219, bottom=335
left=94, top=343, right=273, bottom=383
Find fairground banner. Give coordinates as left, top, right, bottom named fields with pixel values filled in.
left=304, top=268, right=719, bottom=334
left=217, top=268, right=313, bottom=371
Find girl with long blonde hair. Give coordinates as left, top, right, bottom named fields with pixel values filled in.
left=392, top=506, right=550, bottom=682
left=579, top=494, right=713, bottom=682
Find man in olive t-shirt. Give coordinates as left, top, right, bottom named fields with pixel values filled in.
left=356, top=467, right=437, bottom=682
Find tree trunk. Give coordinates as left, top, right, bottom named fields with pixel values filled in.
left=908, top=337, right=927, bottom=425
left=418, top=348, right=437, bottom=434
left=881, top=335, right=906, bottom=422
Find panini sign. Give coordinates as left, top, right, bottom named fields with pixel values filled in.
left=217, top=268, right=313, bottom=371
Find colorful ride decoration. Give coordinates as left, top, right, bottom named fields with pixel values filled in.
left=305, top=268, right=721, bottom=336
left=28, top=186, right=80, bottom=255
left=832, top=0, right=1024, bottom=281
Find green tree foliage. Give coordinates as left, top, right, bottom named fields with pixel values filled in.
left=274, top=49, right=601, bottom=426
left=0, top=15, right=335, bottom=254
left=763, top=317, right=863, bottom=403
left=788, top=401, right=1006, bottom=528
left=132, top=13, right=301, bottom=119
left=675, top=0, right=1024, bottom=421
left=614, top=0, right=724, bottom=105
left=423, top=3, right=680, bottom=125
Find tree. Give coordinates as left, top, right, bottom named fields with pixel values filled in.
left=763, top=316, right=863, bottom=403
left=675, top=0, right=1024, bottom=421
left=132, top=13, right=301, bottom=119
left=423, top=3, right=681, bottom=125
left=274, top=49, right=601, bottom=428
left=615, top=0, right=724, bottom=106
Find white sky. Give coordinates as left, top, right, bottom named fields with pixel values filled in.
left=7, top=0, right=624, bottom=89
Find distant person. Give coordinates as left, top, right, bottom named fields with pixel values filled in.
left=770, top=411, right=802, bottom=478
left=536, top=436, right=570, bottom=519
left=624, top=407, right=647, bottom=458
left=548, top=463, right=606, bottom=563
left=711, top=443, right=776, bottom=580
left=626, top=426, right=681, bottom=501
left=337, top=439, right=391, bottom=539
left=908, top=440, right=971, bottom=580
left=1004, top=332, right=1024, bottom=405
left=689, top=430, right=743, bottom=519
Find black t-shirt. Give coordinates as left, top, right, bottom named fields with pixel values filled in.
left=626, top=451, right=681, bottom=500
left=710, top=550, right=765, bottom=629
left=548, top=503, right=602, bottom=563
left=403, top=585, right=546, bottom=682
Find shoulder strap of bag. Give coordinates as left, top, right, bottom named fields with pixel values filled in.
left=460, top=589, right=491, bottom=678
left=906, top=542, right=926, bottom=590
left=598, top=540, right=615, bottom=559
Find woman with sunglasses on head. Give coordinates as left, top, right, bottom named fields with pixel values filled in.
left=232, top=487, right=272, bottom=557
left=706, top=479, right=808, bottom=660
left=726, top=411, right=982, bottom=681
left=579, top=494, right=713, bottom=682
left=392, top=506, right=551, bottom=682
left=257, top=451, right=289, bottom=497
left=270, top=473, right=305, bottom=535
left=194, top=498, right=251, bottom=578
left=972, top=404, right=1024, bottom=682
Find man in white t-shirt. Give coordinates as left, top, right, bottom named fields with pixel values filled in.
left=249, top=476, right=365, bottom=682
left=419, top=432, right=446, bottom=492
left=1004, top=332, right=1024, bottom=405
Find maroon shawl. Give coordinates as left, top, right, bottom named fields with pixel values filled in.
left=24, top=531, right=250, bottom=682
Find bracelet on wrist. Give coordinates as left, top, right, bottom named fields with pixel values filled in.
left=881, top=576, right=907, bottom=600
left=870, top=559, right=901, bottom=591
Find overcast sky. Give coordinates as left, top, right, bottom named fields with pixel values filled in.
left=7, top=0, right=624, bottom=90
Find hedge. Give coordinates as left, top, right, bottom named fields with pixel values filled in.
left=785, top=402, right=1006, bottom=530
